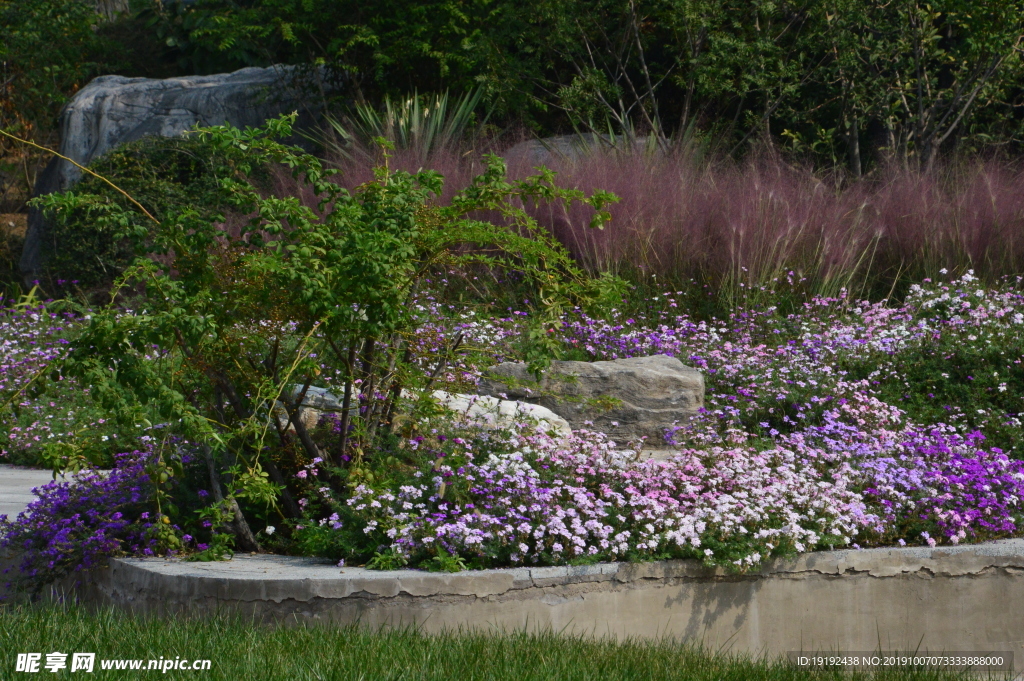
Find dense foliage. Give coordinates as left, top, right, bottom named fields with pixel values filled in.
left=0, top=0, right=182, bottom=214
left=37, top=134, right=233, bottom=288
left=0, top=0, right=106, bottom=138
left=0, top=0, right=107, bottom=211
left=141, top=0, right=1024, bottom=170
left=4, top=0, right=1024, bottom=218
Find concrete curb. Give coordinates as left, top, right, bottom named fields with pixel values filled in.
left=64, top=539, right=1024, bottom=656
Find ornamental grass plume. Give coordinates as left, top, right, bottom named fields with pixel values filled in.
left=279, top=128, right=1024, bottom=302
left=504, top=147, right=1024, bottom=300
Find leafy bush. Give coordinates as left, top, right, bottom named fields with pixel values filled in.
left=30, top=114, right=615, bottom=555
left=38, top=135, right=234, bottom=290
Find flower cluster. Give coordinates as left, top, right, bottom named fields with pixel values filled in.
left=0, top=303, right=134, bottom=465
left=0, top=450, right=161, bottom=592
left=1, top=304, right=78, bottom=456
left=331, top=409, right=1024, bottom=570
left=300, top=274, right=1024, bottom=568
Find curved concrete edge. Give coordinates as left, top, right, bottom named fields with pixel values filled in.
left=58, top=539, right=1024, bottom=657
left=95, top=538, right=1024, bottom=601
left=780, top=539, right=1024, bottom=577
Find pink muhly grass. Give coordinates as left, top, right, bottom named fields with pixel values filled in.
left=271, top=133, right=1024, bottom=298
left=863, top=159, right=1024, bottom=282
left=504, top=147, right=877, bottom=293
left=529, top=151, right=1024, bottom=294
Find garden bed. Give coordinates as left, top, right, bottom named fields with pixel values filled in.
left=68, top=539, right=1024, bottom=659
left=5, top=270, right=1024, bottom=588
left=3, top=120, right=1024, bottom=609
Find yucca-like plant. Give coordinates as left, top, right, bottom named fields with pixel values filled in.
left=318, top=89, right=487, bottom=163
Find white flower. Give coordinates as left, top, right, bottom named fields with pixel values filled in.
left=264, top=526, right=276, bottom=535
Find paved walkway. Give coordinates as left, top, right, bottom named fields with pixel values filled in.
left=0, top=465, right=61, bottom=519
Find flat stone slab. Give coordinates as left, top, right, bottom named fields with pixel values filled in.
left=68, top=539, right=1024, bottom=658
left=0, top=465, right=60, bottom=519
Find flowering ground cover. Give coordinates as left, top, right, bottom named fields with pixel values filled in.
left=0, top=299, right=128, bottom=468
left=4, top=270, right=1022, bottom=588
left=291, top=272, right=1024, bottom=567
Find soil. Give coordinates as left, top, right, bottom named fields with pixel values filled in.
left=0, top=213, right=27, bottom=238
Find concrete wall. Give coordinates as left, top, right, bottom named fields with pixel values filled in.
left=66, top=540, right=1024, bottom=658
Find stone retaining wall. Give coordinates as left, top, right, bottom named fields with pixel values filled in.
left=68, top=539, right=1024, bottom=657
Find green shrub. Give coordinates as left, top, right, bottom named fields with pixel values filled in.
left=34, top=114, right=617, bottom=552
left=40, top=135, right=233, bottom=290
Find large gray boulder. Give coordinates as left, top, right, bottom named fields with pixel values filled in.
left=503, top=133, right=666, bottom=170
left=21, top=65, right=337, bottom=280
left=477, top=354, right=704, bottom=446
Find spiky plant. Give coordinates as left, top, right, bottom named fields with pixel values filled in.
left=318, top=89, right=487, bottom=164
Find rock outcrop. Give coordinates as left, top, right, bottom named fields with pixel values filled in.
left=427, top=392, right=571, bottom=437
left=273, top=386, right=571, bottom=437
left=477, top=354, right=704, bottom=446
left=272, top=386, right=344, bottom=433
left=21, top=65, right=337, bottom=279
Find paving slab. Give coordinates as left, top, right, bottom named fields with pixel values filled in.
left=0, top=465, right=61, bottom=519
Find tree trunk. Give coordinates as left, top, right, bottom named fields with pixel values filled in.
left=336, top=342, right=358, bottom=465
left=201, top=443, right=260, bottom=553
left=280, top=379, right=322, bottom=462
left=848, top=116, right=862, bottom=178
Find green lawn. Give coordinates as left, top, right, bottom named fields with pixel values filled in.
left=0, top=604, right=999, bottom=680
